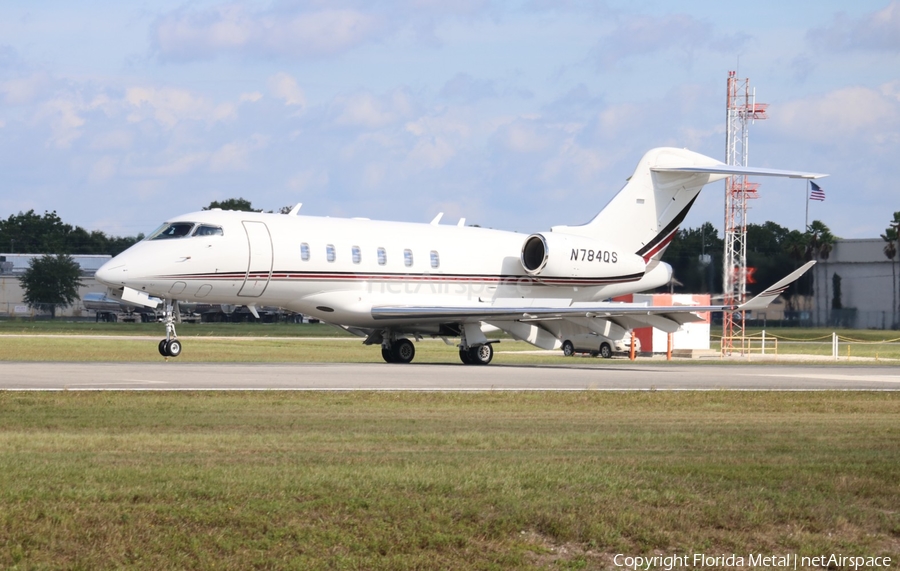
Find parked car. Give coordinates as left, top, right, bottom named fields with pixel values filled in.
left=561, top=332, right=640, bottom=358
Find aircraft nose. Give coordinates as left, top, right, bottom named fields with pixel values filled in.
left=95, top=258, right=126, bottom=286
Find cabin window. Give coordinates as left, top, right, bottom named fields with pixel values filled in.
left=377, top=247, right=387, bottom=266
left=147, top=222, right=194, bottom=240
left=300, top=243, right=310, bottom=261
left=430, top=250, right=440, bottom=269
left=326, top=244, right=336, bottom=263
left=193, top=225, right=223, bottom=237
left=352, top=246, right=361, bottom=264
left=404, top=249, right=413, bottom=267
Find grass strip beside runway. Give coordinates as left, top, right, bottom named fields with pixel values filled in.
left=0, top=391, right=897, bottom=569
left=4, top=321, right=900, bottom=361
left=0, top=336, right=559, bottom=364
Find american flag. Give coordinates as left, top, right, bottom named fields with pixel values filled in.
left=809, top=181, right=825, bottom=201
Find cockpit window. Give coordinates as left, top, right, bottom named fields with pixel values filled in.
left=193, top=225, right=224, bottom=237
left=147, top=222, right=195, bottom=240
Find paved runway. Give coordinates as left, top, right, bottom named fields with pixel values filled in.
left=2, top=362, right=899, bottom=390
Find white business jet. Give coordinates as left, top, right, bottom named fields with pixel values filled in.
left=95, top=147, right=824, bottom=363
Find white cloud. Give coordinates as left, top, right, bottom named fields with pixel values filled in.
left=128, top=152, right=210, bottom=178
left=596, top=103, right=644, bottom=139
left=591, top=13, right=749, bottom=69
left=809, top=1, right=900, bottom=52
left=209, top=135, right=268, bottom=173
left=125, top=86, right=236, bottom=128
left=332, top=90, right=414, bottom=129
left=153, top=5, right=384, bottom=61
left=439, top=73, right=496, bottom=103
left=1, top=73, right=50, bottom=105
left=89, top=156, right=117, bottom=183
left=38, top=98, right=85, bottom=148
left=288, top=169, right=330, bottom=193
left=407, top=136, right=455, bottom=169
left=540, top=141, right=608, bottom=185
left=89, top=130, right=134, bottom=151
left=361, top=163, right=386, bottom=189
left=267, top=73, right=306, bottom=108
left=405, top=115, right=471, bottom=139
left=776, top=84, right=900, bottom=144
left=239, top=92, right=263, bottom=103
left=494, top=120, right=550, bottom=153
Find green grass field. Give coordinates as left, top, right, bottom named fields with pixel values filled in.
left=0, top=319, right=353, bottom=338
left=1, top=392, right=898, bottom=570
left=2, top=320, right=900, bottom=362
left=1, top=321, right=899, bottom=568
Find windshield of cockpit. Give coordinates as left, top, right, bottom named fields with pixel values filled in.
left=146, top=222, right=223, bottom=240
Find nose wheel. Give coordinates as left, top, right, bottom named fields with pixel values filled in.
left=158, top=338, right=182, bottom=357
left=158, top=300, right=182, bottom=359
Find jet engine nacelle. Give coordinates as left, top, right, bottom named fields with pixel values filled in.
left=520, top=232, right=646, bottom=279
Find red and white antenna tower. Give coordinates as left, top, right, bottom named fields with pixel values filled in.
left=722, top=71, right=767, bottom=355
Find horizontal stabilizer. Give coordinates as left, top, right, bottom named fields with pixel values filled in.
left=652, top=164, right=827, bottom=180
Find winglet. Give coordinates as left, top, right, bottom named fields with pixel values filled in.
left=739, top=261, right=815, bottom=311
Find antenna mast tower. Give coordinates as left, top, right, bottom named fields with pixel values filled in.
left=723, top=71, right=767, bottom=354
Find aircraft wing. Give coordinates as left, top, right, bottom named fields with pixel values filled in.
left=372, top=261, right=815, bottom=330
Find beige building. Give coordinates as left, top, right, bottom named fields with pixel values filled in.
left=0, top=254, right=110, bottom=318
left=805, top=239, right=898, bottom=329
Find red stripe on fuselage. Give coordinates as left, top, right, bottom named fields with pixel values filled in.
left=156, top=271, right=645, bottom=287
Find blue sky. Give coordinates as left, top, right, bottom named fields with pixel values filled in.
left=1, top=0, right=898, bottom=241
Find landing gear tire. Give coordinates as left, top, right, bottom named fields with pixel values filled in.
left=467, top=344, right=493, bottom=365
left=158, top=339, right=169, bottom=357
left=458, top=348, right=472, bottom=364
left=381, top=347, right=395, bottom=363
left=391, top=339, right=415, bottom=364
left=165, top=339, right=182, bottom=358
left=599, top=343, right=612, bottom=359
left=562, top=340, right=575, bottom=357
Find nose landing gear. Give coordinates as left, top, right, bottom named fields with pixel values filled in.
left=158, top=300, right=182, bottom=358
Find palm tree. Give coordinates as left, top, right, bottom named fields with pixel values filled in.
left=806, top=220, right=835, bottom=326
left=882, top=211, right=900, bottom=328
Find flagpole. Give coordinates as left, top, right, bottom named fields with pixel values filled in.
left=804, top=180, right=809, bottom=231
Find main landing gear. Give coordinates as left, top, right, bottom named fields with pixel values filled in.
left=381, top=338, right=415, bottom=364
left=374, top=328, right=495, bottom=365
left=158, top=300, right=182, bottom=358
left=458, top=343, right=493, bottom=365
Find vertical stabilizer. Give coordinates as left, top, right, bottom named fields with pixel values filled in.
left=552, top=148, right=724, bottom=262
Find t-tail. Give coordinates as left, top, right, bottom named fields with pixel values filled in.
left=552, top=147, right=827, bottom=263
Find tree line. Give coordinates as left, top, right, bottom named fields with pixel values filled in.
left=661, top=220, right=829, bottom=298
left=1, top=198, right=276, bottom=257
left=0, top=210, right=143, bottom=256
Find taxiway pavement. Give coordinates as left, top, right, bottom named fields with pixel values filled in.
left=2, top=362, right=899, bottom=390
